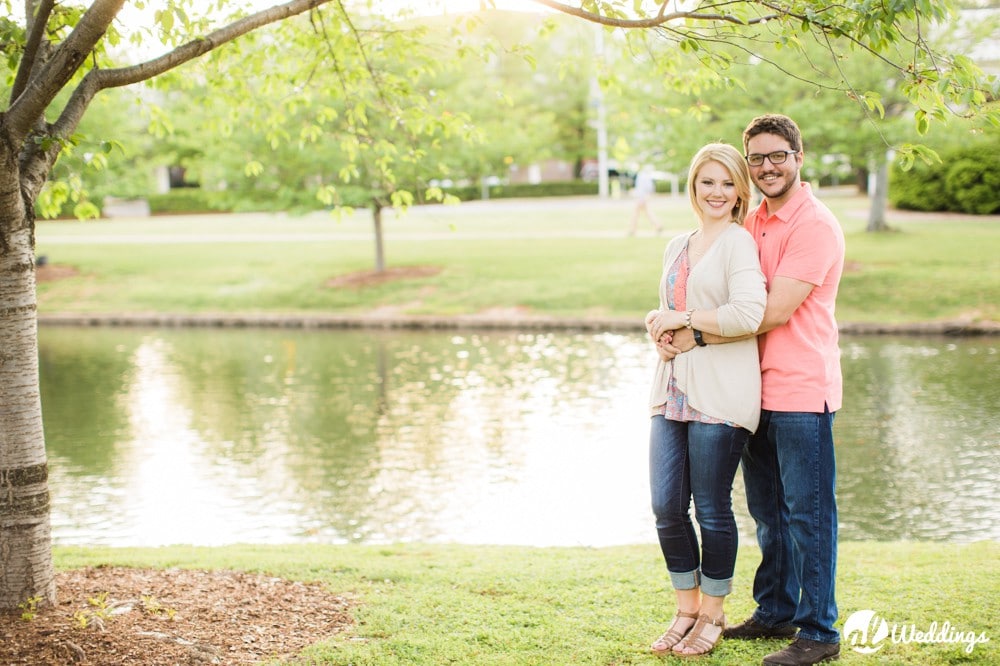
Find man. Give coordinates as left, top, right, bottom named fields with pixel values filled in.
left=664, top=114, right=845, bottom=666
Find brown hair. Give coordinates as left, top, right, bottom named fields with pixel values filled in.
left=742, top=114, right=803, bottom=154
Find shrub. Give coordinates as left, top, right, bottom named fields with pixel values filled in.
left=890, top=140, right=1000, bottom=214
left=890, top=154, right=952, bottom=212
left=945, top=154, right=1000, bottom=215
left=131, top=180, right=632, bottom=215
left=443, top=181, right=599, bottom=201
left=147, top=189, right=230, bottom=214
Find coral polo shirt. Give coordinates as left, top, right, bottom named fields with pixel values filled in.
left=746, top=183, right=845, bottom=413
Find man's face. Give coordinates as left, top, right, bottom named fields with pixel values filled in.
left=745, top=133, right=803, bottom=205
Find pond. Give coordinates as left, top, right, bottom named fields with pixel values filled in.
left=39, top=326, right=999, bottom=548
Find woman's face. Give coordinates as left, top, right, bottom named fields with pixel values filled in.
left=694, top=160, right=738, bottom=224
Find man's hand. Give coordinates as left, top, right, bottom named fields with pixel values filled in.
left=666, top=327, right=697, bottom=354
left=647, top=310, right=699, bottom=361
left=651, top=328, right=697, bottom=362
left=655, top=331, right=676, bottom=361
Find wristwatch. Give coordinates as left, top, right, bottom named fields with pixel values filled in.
left=693, top=329, right=707, bottom=347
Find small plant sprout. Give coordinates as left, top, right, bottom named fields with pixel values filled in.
left=18, top=596, right=42, bottom=621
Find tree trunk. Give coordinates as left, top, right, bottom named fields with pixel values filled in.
left=0, top=162, right=55, bottom=612
left=866, top=153, right=890, bottom=232
left=855, top=167, right=869, bottom=194
left=372, top=203, right=385, bottom=273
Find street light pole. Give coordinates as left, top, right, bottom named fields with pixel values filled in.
left=593, top=26, right=609, bottom=199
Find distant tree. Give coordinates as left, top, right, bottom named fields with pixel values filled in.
left=153, top=13, right=477, bottom=272
left=437, top=12, right=599, bottom=186
left=171, top=11, right=599, bottom=203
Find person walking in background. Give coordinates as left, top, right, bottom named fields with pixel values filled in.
left=664, top=114, right=845, bottom=665
left=628, top=166, right=664, bottom=235
left=643, top=143, right=766, bottom=657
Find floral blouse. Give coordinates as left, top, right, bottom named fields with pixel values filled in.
left=654, top=246, right=728, bottom=425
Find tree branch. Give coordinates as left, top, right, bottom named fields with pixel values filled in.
left=50, top=0, right=338, bottom=141
left=9, top=0, right=56, bottom=105
left=529, top=0, right=778, bottom=28
left=334, top=1, right=393, bottom=110
left=6, top=0, right=126, bottom=142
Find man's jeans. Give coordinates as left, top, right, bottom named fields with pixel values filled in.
left=649, top=417, right=748, bottom=597
left=742, top=407, right=839, bottom=644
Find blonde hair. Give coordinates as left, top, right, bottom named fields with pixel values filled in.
left=686, top=142, right=752, bottom=225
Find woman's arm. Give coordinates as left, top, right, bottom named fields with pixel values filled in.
left=650, top=231, right=765, bottom=340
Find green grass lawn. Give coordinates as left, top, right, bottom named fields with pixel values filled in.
left=56, top=541, right=999, bottom=665
left=34, top=192, right=1000, bottom=324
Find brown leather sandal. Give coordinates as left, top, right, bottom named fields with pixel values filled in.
left=650, top=610, right=699, bottom=653
left=672, top=613, right=726, bottom=657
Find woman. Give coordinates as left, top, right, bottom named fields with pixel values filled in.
left=644, top=143, right=766, bottom=657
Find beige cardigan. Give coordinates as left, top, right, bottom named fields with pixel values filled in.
left=648, top=223, right=766, bottom=432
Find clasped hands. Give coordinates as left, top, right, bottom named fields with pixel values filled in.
left=645, top=309, right=692, bottom=361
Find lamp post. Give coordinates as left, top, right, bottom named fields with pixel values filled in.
left=591, top=25, right=609, bottom=199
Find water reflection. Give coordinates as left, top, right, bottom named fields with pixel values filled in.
left=836, top=339, right=999, bottom=542
left=39, top=327, right=999, bottom=547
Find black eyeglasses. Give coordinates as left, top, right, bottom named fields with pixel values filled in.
left=745, top=150, right=799, bottom=167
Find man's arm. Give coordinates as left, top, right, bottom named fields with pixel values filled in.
left=753, top=275, right=815, bottom=335
left=662, top=276, right=815, bottom=354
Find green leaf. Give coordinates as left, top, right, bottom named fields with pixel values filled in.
left=155, top=9, right=174, bottom=33
left=914, top=109, right=930, bottom=135
left=316, top=184, right=338, bottom=206
left=390, top=189, right=414, bottom=209
left=73, top=201, right=101, bottom=220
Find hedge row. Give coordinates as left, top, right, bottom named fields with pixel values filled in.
left=143, top=181, right=605, bottom=215
left=441, top=180, right=600, bottom=201
left=890, top=142, right=1000, bottom=215
left=48, top=179, right=643, bottom=218
left=147, top=188, right=230, bottom=214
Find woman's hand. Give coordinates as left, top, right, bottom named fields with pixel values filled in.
left=645, top=309, right=659, bottom=335
left=649, top=309, right=687, bottom=342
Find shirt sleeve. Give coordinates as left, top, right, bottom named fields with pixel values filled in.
left=717, top=231, right=767, bottom=337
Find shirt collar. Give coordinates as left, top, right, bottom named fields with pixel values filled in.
left=755, top=182, right=813, bottom=223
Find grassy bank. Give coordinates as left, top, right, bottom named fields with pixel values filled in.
left=34, top=193, right=1000, bottom=325
left=55, top=541, right=999, bottom=665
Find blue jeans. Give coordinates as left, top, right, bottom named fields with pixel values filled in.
left=649, top=417, right=748, bottom=598
left=742, top=407, right=839, bottom=644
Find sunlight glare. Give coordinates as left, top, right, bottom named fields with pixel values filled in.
left=365, top=0, right=548, bottom=18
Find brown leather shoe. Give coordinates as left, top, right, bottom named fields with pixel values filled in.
left=723, top=616, right=798, bottom=640
left=762, top=638, right=840, bottom=665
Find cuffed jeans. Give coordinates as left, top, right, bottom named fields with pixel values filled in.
left=742, top=407, right=839, bottom=644
left=649, top=417, right=747, bottom=598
